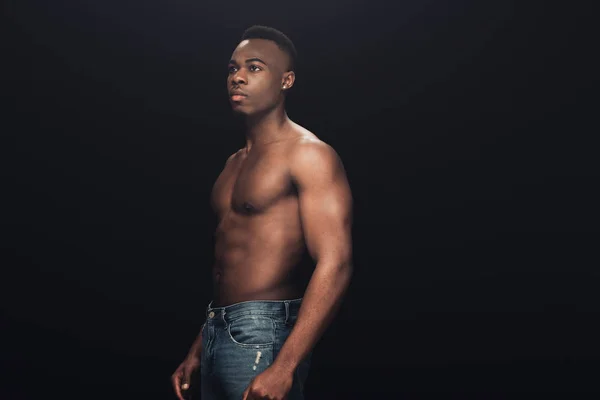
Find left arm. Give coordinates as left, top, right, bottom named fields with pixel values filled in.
left=243, top=140, right=353, bottom=400
left=273, top=140, right=354, bottom=373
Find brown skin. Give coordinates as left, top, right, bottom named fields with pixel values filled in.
left=172, top=38, right=353, bottom=400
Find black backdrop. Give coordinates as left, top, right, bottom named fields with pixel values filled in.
left=2, top=0, right=597, bottom=398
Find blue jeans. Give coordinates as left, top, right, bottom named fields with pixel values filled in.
left=200, top=298, right=311, bottom=400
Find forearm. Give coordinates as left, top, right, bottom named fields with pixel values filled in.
left=274, top=261, right=353, bottom=372
left=186, top=324, right=204, bottom=359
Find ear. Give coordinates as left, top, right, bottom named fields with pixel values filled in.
left=281, top=71, right=296, bottom=91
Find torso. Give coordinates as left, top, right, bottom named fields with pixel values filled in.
left=210, top=127, right=316, bottom=307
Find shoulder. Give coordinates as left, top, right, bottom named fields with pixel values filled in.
left=289, top=136, right=342, bottom=172
left=288, top=135, right=346, bottom=186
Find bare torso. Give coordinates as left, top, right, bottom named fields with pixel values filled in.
left=210, top=127, right=316, bottom=307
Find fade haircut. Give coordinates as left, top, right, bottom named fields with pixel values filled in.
left=241, top=25, right=297, bottom=72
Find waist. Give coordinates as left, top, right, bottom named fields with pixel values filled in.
left=205, top=298, right=302, bottom=325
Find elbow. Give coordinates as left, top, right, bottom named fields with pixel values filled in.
left=344, top=259, right=353, bottom=275
left=316, top=255, right=353, bottom=287
left=339, top=259, right=353, bottom=286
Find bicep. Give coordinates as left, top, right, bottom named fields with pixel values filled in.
left=296, top=148, right=353, bottom=263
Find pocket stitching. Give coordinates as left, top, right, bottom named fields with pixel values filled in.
left=226, top=316, right=274, bottom=348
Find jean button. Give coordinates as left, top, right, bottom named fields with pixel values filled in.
left=208, top=311, right=215, bottom=318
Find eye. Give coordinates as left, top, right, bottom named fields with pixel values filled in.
left=249, top=64, right=262, bottom=72
left=228, top=65, right=237, bottom=74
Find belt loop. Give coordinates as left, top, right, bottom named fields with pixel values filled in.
left=284, top=301, right=290, bottom=325
left=222, top=309, right=227, bottom=329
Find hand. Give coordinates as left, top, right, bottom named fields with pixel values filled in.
left=242, top=364, right=294, bottom=400
left=171, top=356, right=200, bottom=400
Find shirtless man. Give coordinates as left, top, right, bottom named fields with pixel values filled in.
left=171, top=25, right=353, bottom=400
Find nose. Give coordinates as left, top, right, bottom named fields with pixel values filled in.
left=232, top=70, right=247, bottom=85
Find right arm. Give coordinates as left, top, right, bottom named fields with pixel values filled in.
left=186, top=324, right=204, bottom=359
left=171, top=324, right=204, bottom=399
left=172, top=152, right=234, bottom=398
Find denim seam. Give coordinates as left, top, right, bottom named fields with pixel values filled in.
left=226, top=316, right=275, bottom=348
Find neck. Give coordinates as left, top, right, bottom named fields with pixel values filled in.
left=243, top=104, right=291, bottom=153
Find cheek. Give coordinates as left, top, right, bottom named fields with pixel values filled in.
left=263, top=79, right=282, bottom=100
left=255, top=74, right=278, bottom=92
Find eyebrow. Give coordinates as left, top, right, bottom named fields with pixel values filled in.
left=229, top=57, right=268, bottom=66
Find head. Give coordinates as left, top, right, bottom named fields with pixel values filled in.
left=227, top=25, right=297, bottom=116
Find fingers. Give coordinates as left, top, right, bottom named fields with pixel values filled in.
left=184, top=367, right=193, bottom=389
left=241, top=386, right=250, bottom=400
left=172, top=372, right=185, bottom=400
left=182, top=366, right=193, bottom=397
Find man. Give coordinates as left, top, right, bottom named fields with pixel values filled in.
left=171, top=25, right=353, bottom=400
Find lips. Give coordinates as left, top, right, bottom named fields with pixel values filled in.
left=229, top=90, right=247, bottom=101
left=230, top=94, right=246, bottom=102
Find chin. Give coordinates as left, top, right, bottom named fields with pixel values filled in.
left=231, top=106, right=250, bottom=116
left=233, top=105, right=268, bottom=119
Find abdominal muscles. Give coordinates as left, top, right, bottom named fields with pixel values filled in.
left=212, top=199, right=309, bottom=305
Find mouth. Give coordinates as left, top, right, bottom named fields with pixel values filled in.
left=230, top=94, right=247, bottom=102
left=229, top=89, right=248, bottom=102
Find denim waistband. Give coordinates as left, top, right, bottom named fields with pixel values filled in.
left=205, top=298, right=303, bottom=325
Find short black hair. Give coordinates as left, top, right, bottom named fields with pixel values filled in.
left=241, top=25, right=297, bottom=72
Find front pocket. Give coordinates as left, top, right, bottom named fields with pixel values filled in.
left=227, top=316, right=275, bottom=348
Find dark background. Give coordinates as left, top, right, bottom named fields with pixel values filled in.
left=2, top=0, right=597, bottom=398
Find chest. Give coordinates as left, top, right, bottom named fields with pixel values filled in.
left=212, top=152, right=293, bottom=216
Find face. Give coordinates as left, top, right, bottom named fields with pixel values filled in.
left=227, top=39, right=295, bottom=116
